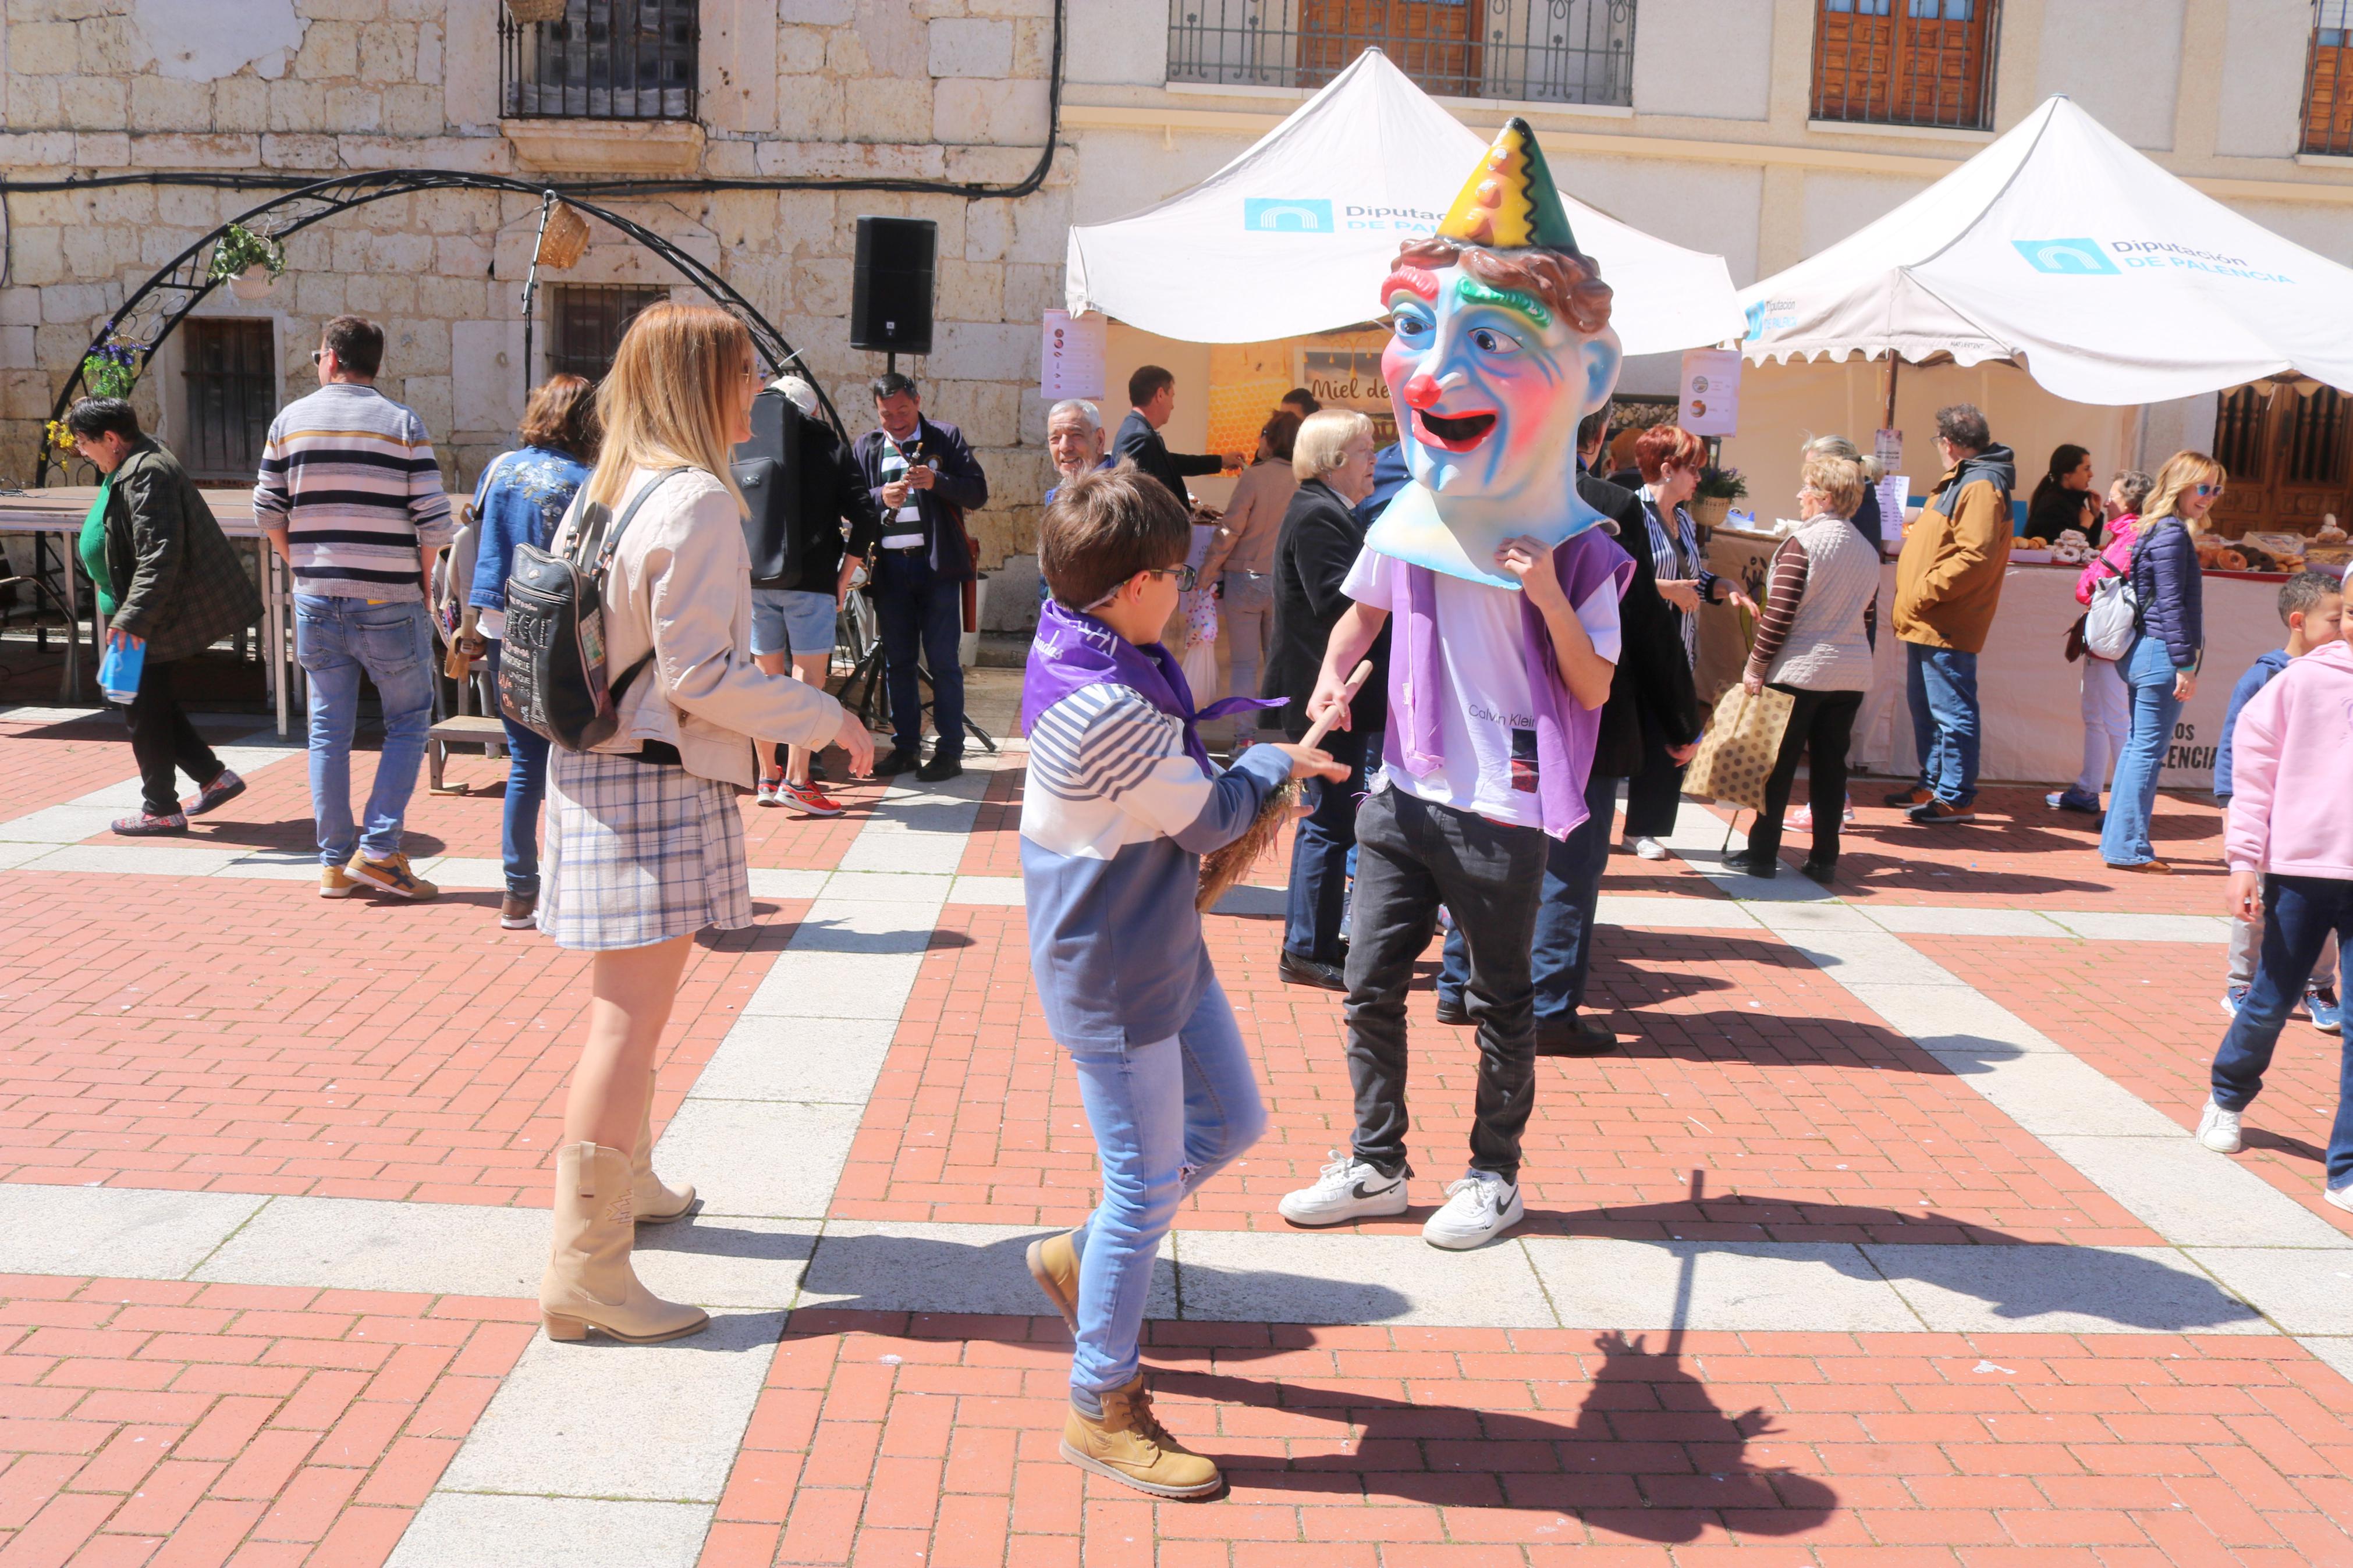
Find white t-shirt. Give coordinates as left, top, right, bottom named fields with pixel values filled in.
left=878, top=436, right=924, bottom=549
left=1341, top=545, right=1623, bottom=830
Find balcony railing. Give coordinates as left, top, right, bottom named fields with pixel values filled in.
left=1810, top=0, right=1999, bottom=131
left=501, top=1, right=698, bottom=122
left=1168, top=0, right=1638, bottom=108
left=2302, top=0, right=2353, bottom=155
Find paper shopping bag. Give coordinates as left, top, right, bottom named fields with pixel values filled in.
left=1680, top=683, right=1795, bottom=813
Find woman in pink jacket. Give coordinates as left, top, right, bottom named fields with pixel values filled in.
left=2195, top=595, right=2353, bottom=1208
left=2049, top=469, right=2153, bottom=816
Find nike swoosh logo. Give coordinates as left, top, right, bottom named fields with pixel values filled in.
left=1350, top=1180, right=1399, bottom=1200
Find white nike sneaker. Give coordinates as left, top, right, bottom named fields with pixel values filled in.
left=1422, top=1170, right=1525, bottom=1250
left=1631, top=837, right=1668, bottom=861
left=1278, top=1153, right=1408, bottom=1226
left=2196, top=1097, right=2244, bottom=1154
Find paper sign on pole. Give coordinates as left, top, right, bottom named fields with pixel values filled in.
left=1875, top=428, right=1903, bottom=472
left=1678, top=347, right=1741, bottom=436
left=1878, top=475, right=1910, bottom=545
left=1041, top=310, right=1105, bottom=400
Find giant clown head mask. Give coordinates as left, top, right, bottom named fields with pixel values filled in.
left=1370, top=118, right=1621, bottom=589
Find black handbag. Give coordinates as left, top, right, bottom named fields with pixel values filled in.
left=496, top=467, right=691, bottom=752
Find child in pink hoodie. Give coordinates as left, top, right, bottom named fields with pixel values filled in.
left=2196, top=593, right=2353, bottom=1209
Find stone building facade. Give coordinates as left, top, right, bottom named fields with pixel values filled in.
left=9, top=0, right=2353, bottom=620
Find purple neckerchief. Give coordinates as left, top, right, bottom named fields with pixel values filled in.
left=1389, top=529, right=1634, bottom=840
left=1020, top=597, right=1280, bottom=773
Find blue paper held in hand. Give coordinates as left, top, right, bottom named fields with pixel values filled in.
left=98, top=637, right=145, bottom=706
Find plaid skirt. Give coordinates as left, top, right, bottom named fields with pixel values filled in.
left=540, top=748, right=753, bottom=951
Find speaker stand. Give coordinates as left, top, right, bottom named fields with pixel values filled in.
left=831, top=642, right=996, bottom=756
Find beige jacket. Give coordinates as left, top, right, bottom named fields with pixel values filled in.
left=1199, top=458, right=1298, bottom=578
left=556, top=465, right=843, bottom=787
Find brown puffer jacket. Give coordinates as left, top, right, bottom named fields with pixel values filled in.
left=104, top=438, right=263, bottom=664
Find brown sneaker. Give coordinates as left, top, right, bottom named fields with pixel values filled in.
left=320, top=864, right=357, bottom=899
left=500, top=892, right=538, bottom=930
left=1062, top=1375, right=1221, bottom=1499
left=1025, top=1231, right=1078, bottom=1331
left=349, top=852, right=439, bottom=900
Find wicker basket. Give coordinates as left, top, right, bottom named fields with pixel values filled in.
left=535, top=201, right=590, bottom=270
left=506, top=0, right=568, bottom=24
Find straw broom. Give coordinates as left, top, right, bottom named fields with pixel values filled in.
left=1196, top=660, right=1374, bottom=913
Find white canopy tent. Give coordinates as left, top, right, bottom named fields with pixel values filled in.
left=1064, top=49, right=1743, bottom=356
left=1738, top=95, right=2353, bottom=402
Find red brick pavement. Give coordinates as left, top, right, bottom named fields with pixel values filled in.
left=702, top=1310, right=2353, bottom=1567
left=0, top=1274, right=532, bottom=1568
left=1706, top=787, right=2230, bottom=913
left=0, top=871, right=807, bottom=1207
left=1910, top=934, right=2353, bottom=1241
left=57, top=744, right=887, bottom=874
left=836, top=905, right=2150, bottom=1245
left=0, top=712, right=183, bottom=823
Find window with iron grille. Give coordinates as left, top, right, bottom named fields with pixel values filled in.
left=1811, top=0, right=2000, bottom=131
left=502, top=0, right=698, bottom=122
left=1168, top=0, right=1637, bottom=108
left=179, top=319, right=276, bottom=483
left=546, top=284, right=669, bottom=382
left=2302, top=1, right=2353, bottom=155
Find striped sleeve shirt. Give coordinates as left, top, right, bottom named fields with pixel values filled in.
left=253, top=383, right=455, bottom=602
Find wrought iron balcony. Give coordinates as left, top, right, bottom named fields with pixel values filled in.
left=501, top=0, right=698, bottom=123
left=1167, top=0, right=1637, bottom=108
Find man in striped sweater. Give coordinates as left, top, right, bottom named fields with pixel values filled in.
left=254, top=315, right=456, bottom=901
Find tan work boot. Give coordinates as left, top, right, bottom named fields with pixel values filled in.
left=539, top=1142, right=708, bottom=1344
left=1025, top=1231, right=1078, bottom=1330
left=630, top=1076, right=696, bottom=1224
left=1061, top=1374, right=1221, bottom=1498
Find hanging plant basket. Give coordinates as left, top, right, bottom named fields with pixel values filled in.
left=507, top=0, right=569, bottom=23
left=534, top=201, right=591, bottom=270
left=80, top=339, right=143, bottom=400
left=207, top=222, right=286, bottom=293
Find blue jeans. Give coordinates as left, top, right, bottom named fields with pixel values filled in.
left=485, top=642, right=551, bottom=897
left=1065, top=979, right=1266, bottom=1395
left=2098, top=633, right=2184, bottom=867
left=873, top=553, right=964, bottom=758
left=294, top=595, right=433, bottom=867
left=1436, top=768, right=1620, bottom=1025
left=2210, top=875, right=2353, bottom=1188
left=1904, top=641, right=1981, bottom=806
left=1283, top=727, right=1378, bottom=966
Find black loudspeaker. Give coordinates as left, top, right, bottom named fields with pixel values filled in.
left=850, top=216, right=936, bottom=355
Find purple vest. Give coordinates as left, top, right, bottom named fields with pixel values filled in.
left=1385, top=528, right=1633, bottom=841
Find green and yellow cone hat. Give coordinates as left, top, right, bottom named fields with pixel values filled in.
left=1436, top=116, right=1580, bottom=251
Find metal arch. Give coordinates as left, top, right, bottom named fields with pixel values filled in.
left=36, top=168, right=842, bottom=483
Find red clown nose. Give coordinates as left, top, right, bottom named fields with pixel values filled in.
left=1400, top=372, right=1442, bottom=410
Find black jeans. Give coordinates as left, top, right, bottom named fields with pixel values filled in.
left=873, top=552, right=965, bottom=759
left=122, top=656, right=222, bottom=816
left=1343, top=787, right=1550, bottom=1182
left=1435, top=767, right=1621, bottom=1024
left=1747, top=685, right=1863, bottom=865
left=1621, top=710, right=1685, bottom=839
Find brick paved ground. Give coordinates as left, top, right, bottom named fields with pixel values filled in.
left=0, top=1274, right=532, bottom=1568
left=7, top=714, right=2352, bottom=1568
left=704, top=1312, right=2353, bottom=1567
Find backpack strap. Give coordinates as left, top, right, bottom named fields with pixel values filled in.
left=589, top=466, right=698, bottom=703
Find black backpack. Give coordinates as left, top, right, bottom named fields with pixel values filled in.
left=497, top=467, right=691, bottom=752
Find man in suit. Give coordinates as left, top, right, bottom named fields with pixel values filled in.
left=1112, top=365, right=1240, bottom=507
left=1433, top=404, right=1699, bottom=1054
left=852, top=372, right=989, bottom=782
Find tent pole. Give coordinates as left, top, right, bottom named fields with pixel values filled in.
left=1881, top=353, right=1900, bottom=432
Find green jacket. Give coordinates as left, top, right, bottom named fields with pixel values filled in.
left=104, top=438, right=262, bottom=664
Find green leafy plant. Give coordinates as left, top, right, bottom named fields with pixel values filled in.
left=207, top=221, right=285, bottom=283
left=80, top=338, right=142, bottom=400
left=1695, top=465, right=1748, bottom=502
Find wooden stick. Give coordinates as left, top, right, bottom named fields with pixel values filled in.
left=1303, top=660, right=1375, bottom=749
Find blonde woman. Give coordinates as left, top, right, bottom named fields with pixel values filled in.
left=537, top=303, right=875, bottom=1344
left=2100, top=450, right=2218, bottom=873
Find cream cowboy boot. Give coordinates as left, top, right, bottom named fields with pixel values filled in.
left=631, top=1075, right=696, bottom=1223
left=539, top=1142, right=708, bottom=1344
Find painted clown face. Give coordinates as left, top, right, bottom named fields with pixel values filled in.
left=1372, top=257, right=1621, bottom=586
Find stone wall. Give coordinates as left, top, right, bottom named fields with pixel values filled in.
left=0, top=0, right=1074, bottom=610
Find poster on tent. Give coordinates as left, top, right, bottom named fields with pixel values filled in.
left=1296, top=348, right=1400, bottom=445
left=1678, top=349, right=1741, bottom=437
left=1039, top=310, right=1105, bottom=400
